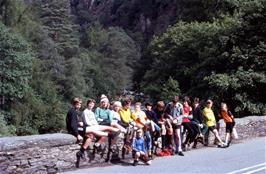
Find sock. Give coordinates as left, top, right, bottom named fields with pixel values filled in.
left=148, top=150, right=152, bottom=156
left=161, top=135, right=166, bottom=149
left=80, top=147, right=85, bottom=153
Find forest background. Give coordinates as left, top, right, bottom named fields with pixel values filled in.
left=0, top=0, right=265, bottom=136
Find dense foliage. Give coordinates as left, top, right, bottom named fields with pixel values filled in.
left=0, top=0, right=139, bottom=136
left=140, top=0, right=266, bottom=116
left=0, top=0, right=265, bottom=136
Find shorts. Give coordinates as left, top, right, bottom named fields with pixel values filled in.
left=99, top=120, right=111, bottom=126
left=226, top=122, right=235, bottom=133
left=172, top=123, right=181, bottom=129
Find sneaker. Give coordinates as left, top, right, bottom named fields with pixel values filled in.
left=146, top=160, right=152, bottom=165
left=217, top=142, right=227, bottom=148
left=178, top=151, right=184, bottom=156
left=133, top=160, right=138, bottom=166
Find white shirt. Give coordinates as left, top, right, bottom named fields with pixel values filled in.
left=111, top=110, right=121, bottom=122
left=82, top=108, right=98, bottom=126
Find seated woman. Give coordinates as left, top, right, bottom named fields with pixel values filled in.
left=82, top=99, right=121, bottom=148
left=182, top=96, right=198, bottom=151
left=153, top=101, right=173, bottom=152
left=111, top=101, right=127, bottom=133
left=95, top=94, right=126, bottom=133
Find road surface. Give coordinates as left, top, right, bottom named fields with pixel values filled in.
left=62, top=137, right=266, bottom=174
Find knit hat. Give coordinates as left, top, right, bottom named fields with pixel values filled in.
left=100, top=94, right=109, bottom=103
left=113, top=101, right=122, bottom=107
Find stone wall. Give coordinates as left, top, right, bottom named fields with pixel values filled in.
left=0, top=116, right=265, bottom=174
left=0, top=133, right=80, bottom=174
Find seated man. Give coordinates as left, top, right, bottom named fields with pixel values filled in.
left=66, top=98, right=120, bottom=161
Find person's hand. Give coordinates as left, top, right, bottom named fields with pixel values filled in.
left=78, top=122, right=83, bottom=127
left=173, top=119, right=178, bottom=124
left=98, top=118, right=103, bottom=122
left=77, top=134, right=83, bottom=141
left=129, top=121, right=136, bottom=126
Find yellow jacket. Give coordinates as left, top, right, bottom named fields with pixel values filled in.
left=202, top=107, right=216, bottom=127
left=119, top=107, right=132, bottom=124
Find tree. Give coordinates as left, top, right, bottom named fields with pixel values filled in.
left=81, top=24, right=140, bottom=97
left=0, top=23, right=33, bottom=103
left=160, top=77, right=181, bottom=103
left=38, top=0, right=79, bottom=58
left=141, top=0, right=266, bottom=116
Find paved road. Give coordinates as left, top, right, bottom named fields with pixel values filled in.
left=62, top=137, right=266, bottom=174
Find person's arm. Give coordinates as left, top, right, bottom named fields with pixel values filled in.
left=197, top=108, right=204, bottom=124
left=202, top=108, right=208, bottom=123
left=67, top=109, right=79, bottom=137
left=152, top=111, right=159, bottom=124
left=108, top=109, right=113, bottom=123
left=228, top=111, right=234, bottom=119
left=81, top=111, right=88, bottom=127
left=132, top=138, right=138, bottom=152
left=164, top=104, right=173, bottom=119
left=180, top=104, right=184, bottom=116
left=95, top=107, right=103, bottom=122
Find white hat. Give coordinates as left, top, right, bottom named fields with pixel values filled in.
left=113, top=101, right=122, bottom=107
left=100, top=94, right=109, bottom=103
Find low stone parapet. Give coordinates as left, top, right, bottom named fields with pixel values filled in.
left=0, top=116, right=265, bottom=174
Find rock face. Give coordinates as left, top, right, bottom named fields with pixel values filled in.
left=71, top=0, right=180, bottom=48
left=0, top=116, right=265, bottom=174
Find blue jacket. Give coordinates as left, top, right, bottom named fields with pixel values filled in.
left=132, top=137, right=146, bottom=153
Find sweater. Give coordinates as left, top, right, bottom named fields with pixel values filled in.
left=132, top=137, right=146, bottom=153
left=82, top=108, right=98, bottom=126
left=119, top=107, right=132, bottom=124
left=95, top=107, right=113, bottom=124
left=220, top=110, right=233, bottom=123
left=132, top=110, right=148, bottom=127
left=202, top=107, right=216, bottom=127
left=66, top=107, right=79, bottom=136
left=192, top=105, right=203, bottom=123
left=145, top=110, right=159, bottom=125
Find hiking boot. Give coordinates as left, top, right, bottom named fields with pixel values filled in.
left=108, top=130, right=121, bottom=139
left=76, top=150, right=86, bottom=161
left=177, top=151, right=184, bottom=156
left=133, top=160, right=138, bottom=166
left=192, top=143, right=197, bottom=149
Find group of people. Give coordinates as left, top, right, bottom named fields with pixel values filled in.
left=66, top=94, right=237, bottom=166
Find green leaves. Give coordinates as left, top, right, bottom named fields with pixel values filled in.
left=0, top=23, right=33, bottom=100
left=141, top=0, right=266, bottom=116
